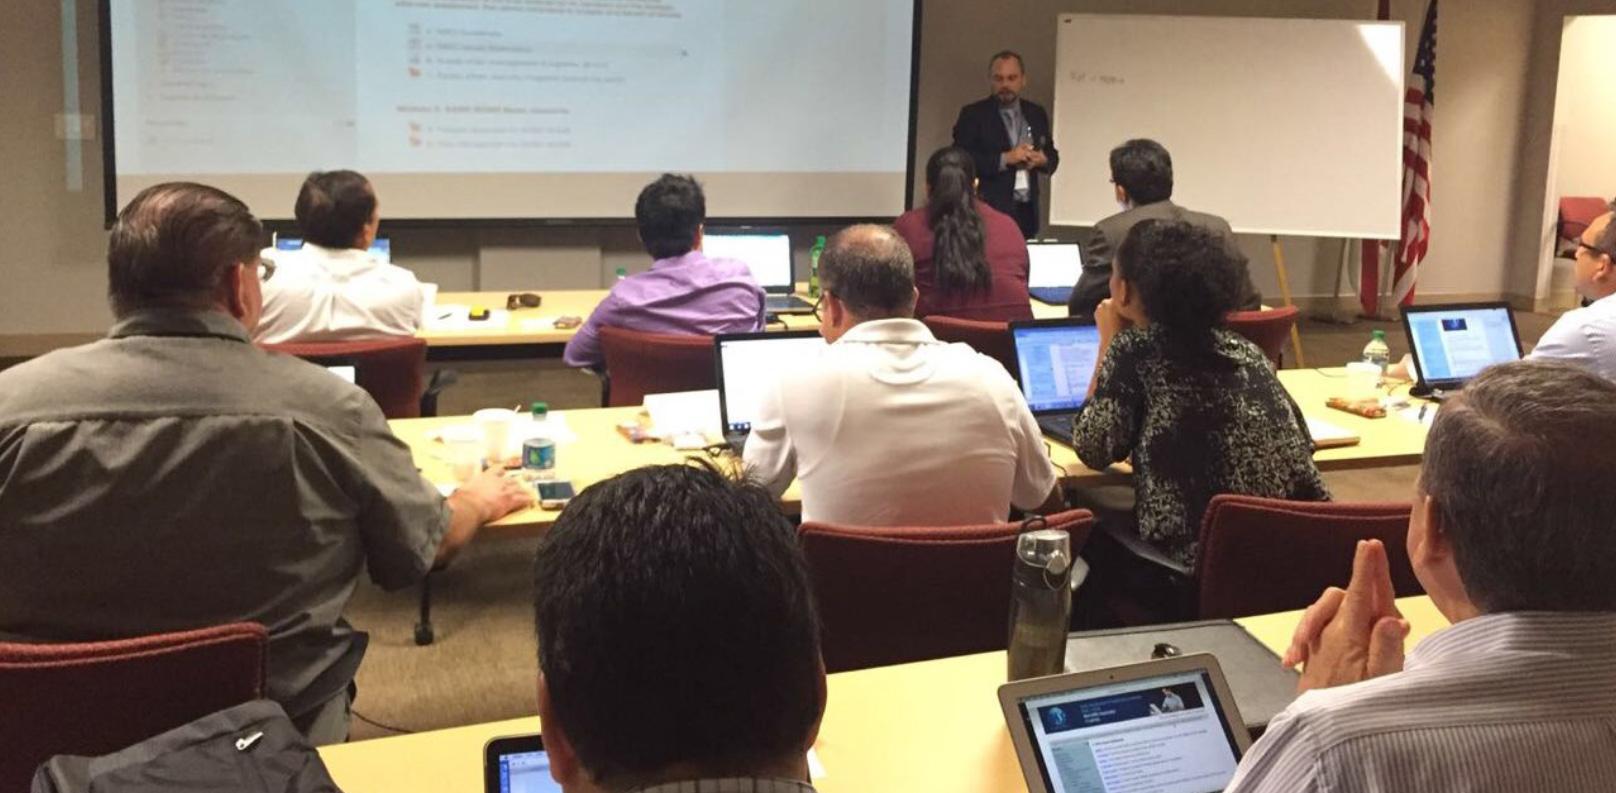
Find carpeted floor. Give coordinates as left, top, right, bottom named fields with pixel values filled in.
left=343, top=310, right=1558, bottom=742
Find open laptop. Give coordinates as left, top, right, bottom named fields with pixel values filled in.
left=1001, top=655, right=1252, bottom=793
left=1027, top=241, right=1084, bottom=305
left=714, top=330, right=828, bottom=451
left=273, top=235, right=392, bottom=262
left=1400, top=302, right=1523, bottom=398
left=704, top=229, right=815, bottom=314
left=1009, top=318, right=1103, bottom=445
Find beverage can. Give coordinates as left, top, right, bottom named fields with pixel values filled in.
left=522, top=436, right=556, bottom=477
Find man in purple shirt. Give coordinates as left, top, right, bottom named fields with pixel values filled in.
left=563, top=174, right=767, bottom=368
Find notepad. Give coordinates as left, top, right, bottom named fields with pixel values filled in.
left=1306, top=417, right=1361, bottom=449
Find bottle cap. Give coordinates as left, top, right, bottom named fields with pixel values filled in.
left=530, top=401, right=549, bottom=419
left=1371, top=329, right=1387, bottom=340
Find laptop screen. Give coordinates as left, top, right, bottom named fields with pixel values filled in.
left=1404, top=304, right=1521, bottom=386
left=1011, top=322, right=1102, bottom=414
left=1015, top=669, right=1244, bottom=793
left=1028, top=243, right=1082, bottom=288
left=493, top=749, right=560, bottom=793
left=704, top=233, right=793, bottom=291
left=274, top=236, right=392, bottom=263
left=715, top=332, right=827, bottom=434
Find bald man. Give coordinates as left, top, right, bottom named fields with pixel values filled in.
left=1529, top=202, right=1616, bottom=380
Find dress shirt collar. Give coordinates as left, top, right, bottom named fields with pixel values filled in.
left=997, top=98, right=1022, bottom=115
left=649, top=250, right=710, bottom=271
left=293, top=242, right=384, bottom=277
left=835, top=317, right=938, bottom=346
left=107, top=309, right=252, bottom=343
left=1406, top=610, right=1616, bottom=670
left=631, top=779, right=816, bottom=793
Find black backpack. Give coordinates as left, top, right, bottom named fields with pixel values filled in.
left=31, top=700, right=342, bottom=793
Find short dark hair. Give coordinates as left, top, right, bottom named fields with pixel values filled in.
left=107, top=182, right=264, bottom=317
left=294, top=170, right=376, bottom=249
left=989, top=49, right=1025, bottom=72
left=1115, top=219, right=1243, bottom=342
left=1421, top=360, right=1616, bottom=612
left=533, top=463, right=822, bottom=784
left=634, top=174, right=706, bottom=260
left=1109, top=139, right=1174, bottom=205
left=819, top=225, right=916, bottom=318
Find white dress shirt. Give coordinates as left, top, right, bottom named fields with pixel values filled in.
left=1527, top=292, right=1616, bottom=381
left=1225, top=611, right=1616, bottom=793
left=254, top=243, right=432, bottom=344
left=743, top=318, right=1058, bottom=527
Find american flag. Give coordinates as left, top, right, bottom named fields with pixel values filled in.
left=1360, top=0, right=1437, bottom=315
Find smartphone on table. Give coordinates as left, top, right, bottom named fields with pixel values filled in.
left=536, top=480, right=576, bottom=510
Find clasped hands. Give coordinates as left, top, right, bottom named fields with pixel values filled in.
left=1282, top=539, right=1411, bottom=693
left=1004, top=142, right=1048, bottom=170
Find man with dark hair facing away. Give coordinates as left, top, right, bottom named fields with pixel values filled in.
left=533, top=462, right=825, bottom=792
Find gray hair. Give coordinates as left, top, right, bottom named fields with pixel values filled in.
left=819, top=225, right=916, bottom=319
left=1421, top=359, right=1616, bottom=612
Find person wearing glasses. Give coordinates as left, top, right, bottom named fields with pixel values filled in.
left=744, top=225, right=1063, bottom=527
left=253, top=169, right=437, bottom=344
left=0, top=183, right=531, bottom=745
left=1527, top=201, right=1616, bottom=380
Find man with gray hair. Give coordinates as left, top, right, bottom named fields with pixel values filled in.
left=0, top=182, right=530, bottom=744
left=1227, top=360, right=1616, bottom=792
left=1528, top=200, right=1616, bottom=380
left=744, top=225, right=1063, bottom=526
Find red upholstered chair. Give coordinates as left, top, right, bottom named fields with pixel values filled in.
left=1194, top=495, right=1423, bottom=620
left=598, top=325, right=717, bottom=407
left=1226, top=306, right=1300, bottom=369
left=261, top=336, right=429, bottom=418
left=0, top=623, right=267, bottom=793
left=1558, top=196, right=1609, bottom=256
left=922, top=316, right=1017, bottom=375
left=801, top=509, right=1094, bottom=673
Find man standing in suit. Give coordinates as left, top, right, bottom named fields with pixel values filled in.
left=1068, top=139, right=1261, bottom=320
left=952, top=50, right=1059, bottom=239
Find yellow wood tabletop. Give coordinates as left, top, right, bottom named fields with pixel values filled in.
left=319, top=597, right=1448, bottom=793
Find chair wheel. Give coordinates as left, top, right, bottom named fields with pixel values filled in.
left=413, top=623, right=435, bottom=646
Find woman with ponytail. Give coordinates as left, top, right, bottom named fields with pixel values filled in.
left=892, top=147, right=1034, bottom=321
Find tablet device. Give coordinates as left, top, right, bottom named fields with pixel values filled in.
left=1000, top=654, right=1252, bottom=793
left=484, top=734, right=563, bottom=793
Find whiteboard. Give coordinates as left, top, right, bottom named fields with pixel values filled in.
left=1050, top=15, right=1405, bottom=239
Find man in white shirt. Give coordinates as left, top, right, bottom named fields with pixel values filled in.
left=254, top=170, right=434, bottom=344
left=744, top=225, right=1063, bottom=527
left=1226, top=360, right=1616, bottom=793
left=1528, top=203, right=1616, bottom=380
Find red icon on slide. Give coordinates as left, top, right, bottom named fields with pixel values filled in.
left=408, top=67, right=421, bottom=78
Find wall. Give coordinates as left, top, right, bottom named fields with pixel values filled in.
left=0, top=0, right=1576, bottom=344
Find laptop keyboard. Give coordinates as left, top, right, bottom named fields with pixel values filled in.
left=766, top=294, right=815, bottom=313
left=1028, top=287, right=1072, bottom=305
left=1037, top=413, right=1078, bottom=445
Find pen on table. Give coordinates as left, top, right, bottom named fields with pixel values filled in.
left=1418, top=404, right=1429, bottom=422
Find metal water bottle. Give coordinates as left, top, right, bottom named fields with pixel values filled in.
left=1007, top=529, right=1073, bottom=681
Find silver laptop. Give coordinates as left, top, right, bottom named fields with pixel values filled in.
left=704, top=229, right=814, bottom=314
left=1001, top=655, right=1253, bottom=793
left=1028, top=241, right=1083, bottom=305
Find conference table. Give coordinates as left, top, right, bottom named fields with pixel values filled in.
left=389, top=367, right=1430, bottom=538
left=417, top=289, right=1070, bottom=350
left=318, top=596, right=1450, bottom=792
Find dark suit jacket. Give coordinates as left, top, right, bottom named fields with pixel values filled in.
left=1068, top=200, right=1263, bottom=320
left=951, top=96, right=1059, bottom=219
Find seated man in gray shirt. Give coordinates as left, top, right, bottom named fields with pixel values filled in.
left=0, top=182, right=531, bottom=744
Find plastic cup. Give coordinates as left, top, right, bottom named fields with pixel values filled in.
left=473, top=408, right=518, bottom=465
left=1343, top=361, right=1382, bottom=401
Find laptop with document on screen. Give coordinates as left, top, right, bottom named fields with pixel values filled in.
left=713, top=330, right=827, bottom=451
left=1001, top=654, right=1253, bottom=793
left=1009, top=318, right=1103, bottom=445
left=704, top=228, right=815, bottom=314
left=1027, top=241, right=1083, bottom=305
left=1400, top=302, right=1523, bottom=398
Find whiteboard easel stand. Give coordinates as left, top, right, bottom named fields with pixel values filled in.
left=1270, top=235, right=1307, bottom=367
left=1312, top=239, right=1361, bottom=325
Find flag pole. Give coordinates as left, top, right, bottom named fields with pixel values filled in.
left=1270, top=234, right=1307, bottom=366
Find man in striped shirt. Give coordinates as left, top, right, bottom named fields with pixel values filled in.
left=1227, top=360, right=1616, bottom=792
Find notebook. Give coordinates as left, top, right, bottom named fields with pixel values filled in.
left=704, top=229, right=814, bottom=314
left=1009, top=318, right=1103, bottom=444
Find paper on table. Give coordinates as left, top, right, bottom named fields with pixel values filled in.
left=517, top=316, right=561, bottom=332
left=424, top=304, right=510, bottom=331
left=430, top=415, right=577, bottom=460
left=643, top=390, right=721, bottom=438
left=1395, top=403, right=1438, bottom=427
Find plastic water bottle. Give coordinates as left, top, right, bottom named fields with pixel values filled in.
left=808, top=235, right=826, bottom=299
left=1361, top=330, right=1391, bottom=371
left=521, top=401, right=556, bottom=481
left=1007, top=529, right=1073, bottom=681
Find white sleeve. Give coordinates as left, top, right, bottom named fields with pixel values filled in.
left=1526, top=311, right=1591, bottom=366
left=1000, top=369, right=1060, bottom=509
left=741, top=377, right=796, bottom=498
